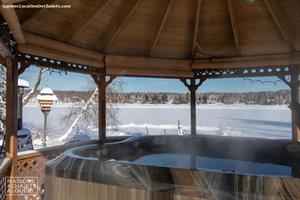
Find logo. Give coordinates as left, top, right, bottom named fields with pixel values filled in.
left=5, top=177, right=38, bottom=196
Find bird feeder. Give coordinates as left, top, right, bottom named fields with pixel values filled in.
left=36, top=87, right=58, bottom=147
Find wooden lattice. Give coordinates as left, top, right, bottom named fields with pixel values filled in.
left=17, top=156, right=47, bottom=188
left=14, top=140, right=98, bottom=199
left=16, top=154, right=59, bottom=200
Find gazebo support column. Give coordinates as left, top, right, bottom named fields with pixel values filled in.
left=180, top=78, right=205, bottom=135
left=92, top=74, right=116, bottom=144
left=290, top=72, right=300, bottom=141
left=5, top=57, right=18, bottom=180
left=278, top=67, right=300, bottom=142
left=190, top=79, right=197, bottom=135
left=95, top=74, right=106, bottom=144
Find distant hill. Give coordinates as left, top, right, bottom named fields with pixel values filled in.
left=26, top=89, right=290, bottom=105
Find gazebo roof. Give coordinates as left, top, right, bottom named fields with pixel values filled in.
left=16, top=0, right=300, bottom=57
left=1, top=0, right=300, bottom=77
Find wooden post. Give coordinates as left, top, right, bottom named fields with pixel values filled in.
left=290, top=71, right=300, bottom=141
left=190, top=79, right=197, bottom=135
left=181, top=78, right=205, bottom=135
left=5, top=57, right=18, bottom=162
left=97, top=75, right=106, bottom=144
left=91, top=74, right=115, bottom=144
left=5, top=57, right=18, bottom=200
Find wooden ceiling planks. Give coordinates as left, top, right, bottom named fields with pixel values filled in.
left=198, top=0, right=237, bottom=57
left=69, top=0, right=123, bottom=52
left=100, top=0, right=143, bottom=52
left=2, top=0, right=29, bottom=3
left=21, top=5, right=71, bottom=39
left=237, top=0, right=291, bottom=55
left=227, top=0, right=241, bottom=55
left=58, top=0, right=114, bottom=42
left=0, top=0, right=297, bottom=77
left=107, top=0, right=163, bottom=56
left=279, top=0, right=300, bottom=48
left=17, top=0, right=57, bottom=25
left=150, top=0, right=174, bottom=56
left=191, top=0, right=202, bottom=59
left=153, top=0, right=195, bottom=59
left=264, top=0, right=296, bottom=52
left=15, top=0, right=300, bottom=58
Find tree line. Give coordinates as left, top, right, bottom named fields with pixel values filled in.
left=28, top=89, right=291, bottom=105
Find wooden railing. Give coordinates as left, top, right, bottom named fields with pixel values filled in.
left=16, top=140, right=98, bottom=199
left=0, top=158, right=12, bottom=200
left=1, top=136, right=128, bottom=200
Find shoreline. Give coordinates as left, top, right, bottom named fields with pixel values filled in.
left=24, top=103, right=290, bottom=109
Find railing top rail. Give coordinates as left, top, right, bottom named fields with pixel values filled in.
left=0, top=157, right=12, bottom=174
left=17, top=140, right=98, bottom=160
left=16, top=136, right=129, bottom=161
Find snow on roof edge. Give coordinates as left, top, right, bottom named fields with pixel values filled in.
left=18, top=79, right=30, bottom=88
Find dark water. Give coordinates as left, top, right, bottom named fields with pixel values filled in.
left=134, top=154, right=291, bottom=176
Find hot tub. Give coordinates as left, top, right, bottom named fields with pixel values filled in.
left=45, top=135, right=300, bottom=200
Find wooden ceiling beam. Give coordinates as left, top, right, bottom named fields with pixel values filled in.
left=18, top=33, right=104, bottom=68
left=150, top=0, right=174, bottom=56
left=24, top=31, right=103, bottom=61
left=264, top=0, right=296, bottom=52
left=18, top=44, right=104, bottom=68
left=17, top=41, right=194, bottom=78
left=193, top=52, right=300, bottom=69
left=17, top=33, right=299, bottom=76
left=195, top=42, right=230, bottom=57
left=227, top=0, right=241, bottom=55
left=101, top=0, right=143, bottom=52
left=106, top=55, right=193, bottom=78
left=59, top=0, right=113, bottom=42
left=191, top=0, right=202, bottom=58
left=0, top=7, right=25, bottom=44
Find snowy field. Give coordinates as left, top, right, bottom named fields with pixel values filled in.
left=23, top=103, right=291, bottom=148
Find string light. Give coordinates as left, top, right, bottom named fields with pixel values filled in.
left=49, top=68, right=67, bottom=75
left=36, top=66, right=68, bottom=76
left=242, top=78, right=282, bottom=86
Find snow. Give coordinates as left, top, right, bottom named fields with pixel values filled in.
left=18, top=79, right=30, bottom=88
left=23, top=103, right=292, bottom=149
left=40, top=87, right=55, bottom=95
left=36, top=87, right=58, bottom=101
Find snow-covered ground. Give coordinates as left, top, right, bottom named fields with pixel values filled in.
left=23, top=103, right=291, bottom=149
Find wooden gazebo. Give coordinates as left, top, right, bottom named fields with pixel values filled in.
left=0, top=0, right=299, bottom=199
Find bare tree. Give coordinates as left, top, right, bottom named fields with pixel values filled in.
left=60, top=79, right=123, bottom=141
left=59, top=88, right=98, bottom=141
left=23, top=68, right=48, bottom=105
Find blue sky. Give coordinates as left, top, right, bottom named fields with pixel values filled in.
left=20, top=66, right=289, bottom=93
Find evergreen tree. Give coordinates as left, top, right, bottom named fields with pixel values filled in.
left=161, top=94, right=168, bottom=103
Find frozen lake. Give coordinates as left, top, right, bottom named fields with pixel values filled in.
left=23, top=104, right=291, bottom=147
